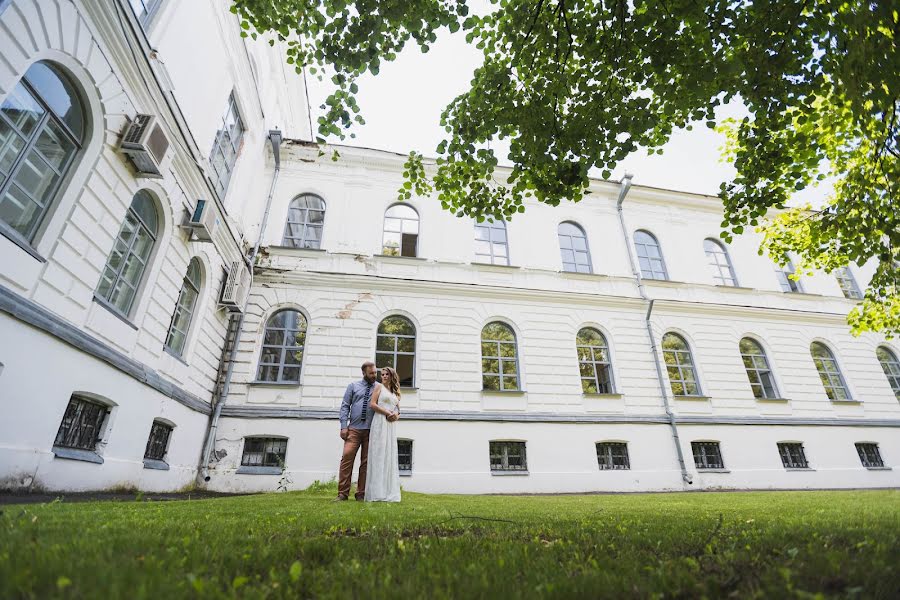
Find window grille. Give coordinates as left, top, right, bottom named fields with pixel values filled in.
left=691, top=441, right=724, bottom=470
left=855, top=443, right=884, bottom=468
left=398, top=439, right=413, bottom=473
left=490, top=441, right=527, bottom=471
left=596, top=442, right=630, bottom=470
left=241, top=437, right=287, bottom=468
left=777, top=442, right=809, bottom=469
left=54, top=396, right=109, bottom=451
left=144, top=421, right=173, bottom=461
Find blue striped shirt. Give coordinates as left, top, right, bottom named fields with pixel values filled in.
left=340, top=379, right=379, bottom=430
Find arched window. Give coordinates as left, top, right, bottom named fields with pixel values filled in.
left=833, top=266, right=861, bottom=299
left=662, top=333, right=701, bottom=396
left=577, top=327, right=613, bottom=393
left=739, top=337, right=778, bottom=399
left=164, top=258, right=202, bottom=357
left=474, top=219, right=509, bottom=265
left=558, top=221, right=592, bottom=273
left=382, top=204, right=419, bottom=257
left=376, top=315, right=416, bottom=387
left=481, top=322, right=519, bottom=391
left=876, top=346, right=900, bottom=400
left=633, top=230, right=668, bottom=280
left=0, top=61, right=85, bottom=243
left=774, top=256, right=801, bottom=292
left=96, top=190, right=159, bottom=315
left=810, top=342, right=850, bottom=400
left=282, top=193, right=325, bottom=249
left=704, top=238, right=737, bottom=286
left=257, top=309, right=307, bottom=383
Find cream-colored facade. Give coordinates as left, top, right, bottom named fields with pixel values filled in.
left=0, top=1, right=897, bottom=495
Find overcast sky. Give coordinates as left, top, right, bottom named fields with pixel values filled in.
left=305, top=23, right=829, bottom=204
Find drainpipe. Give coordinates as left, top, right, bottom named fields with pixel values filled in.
left=615, top=174, right=692, bottom=486
left=199, top=129, right=282, bottom=483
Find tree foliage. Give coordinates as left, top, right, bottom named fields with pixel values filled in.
left=232, top=0, right=899, bottom=337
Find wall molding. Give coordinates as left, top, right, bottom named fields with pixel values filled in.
left=0, top=284, right=212, bottom=415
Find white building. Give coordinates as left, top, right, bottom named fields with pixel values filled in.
left=1, top=0, right=898, bottom=495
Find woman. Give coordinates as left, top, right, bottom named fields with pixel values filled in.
left=365, top=366, right=402, bottom=502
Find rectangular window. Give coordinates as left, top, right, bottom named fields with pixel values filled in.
left=128, top=0, right=163, bottom=26
left=490, top=441, right=527, bottom=472
left=144, top=421, right=173, bottom=461
left=54, top=396, right=110, bottom=451
left=398, top=439, right=413, bottom=473
left=596, top=442, right=630, bottom=470
left=241, top=437, right=287, bottom=468
left=208, top=93, right=244, bottom=198
left=855, top=443, right=885, bottom=468
left=691, top=441, right=724, bottom=470
left=777, top=442, right=809, bottom=469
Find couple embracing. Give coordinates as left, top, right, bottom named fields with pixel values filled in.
left=336, top=361, right=402, bottom=502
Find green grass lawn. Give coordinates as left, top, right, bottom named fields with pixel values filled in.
left=2, top=485, right=898, bottom=598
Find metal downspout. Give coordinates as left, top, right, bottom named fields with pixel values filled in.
left=615, top=174, right=692, bottom=486
left=199, top=130, right=283, bottom=483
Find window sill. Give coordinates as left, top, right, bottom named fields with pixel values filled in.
left=830, top=399, right=862, bottom=405
left=865, top=466, right=892, bottom=471
left=248, top=380, right=301, bottom=388
left=375, top=254, right=427, bottom=262
left=472, top=262, right=520, bottom=270
left=92, top=295, right=139, bottom=330
left=268, top=245, right=326, bottom=253
left=0, top=227, right=47, bottom=262
left=163, top=346, right=189, bottom=366
left=756, top=397, right=791, bottom=403
left=674, top=395, right=711, bottom=401
left=399, top=470, right=412, bottom=477
left=643, top=278, right=688, bottom=286
left=785, top=467, right=814, bottom=472
left=491, top=470, right=529, bottom=476
left=143, top=458, right=170, bottom=471
left=783, top=291, right=822, bottom=297
left=482, top=389, right=526, bottom=395
left=53, top=446, right=104, bottom=464
left=400, top=386, right=418, bottom=391
left=236, top=466, right=283, bottom=475
left=714, top=285, right=755, bottom=292
left=557, top=270, right=604, bottom=280
left=583, top=393, right=623, bottom=399
left=696, top=468, right=730, bottom=473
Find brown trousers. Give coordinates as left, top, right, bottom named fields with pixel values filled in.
left=338, top=428, right=370, bottom=499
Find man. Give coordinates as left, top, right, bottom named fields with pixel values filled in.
left=337, top=361, right=398, bottom=500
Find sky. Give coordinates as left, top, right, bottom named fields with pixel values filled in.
left=305, top=21, right=830, bottom=203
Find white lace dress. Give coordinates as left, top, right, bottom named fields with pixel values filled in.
left=365, top=387, right=401, bottom=502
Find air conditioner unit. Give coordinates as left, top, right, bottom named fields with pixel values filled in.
left=119, top=114, right=169, bottom=178
left=186, top=199, right=219, bottom=242
left=219, top=261, right=250, bottom=312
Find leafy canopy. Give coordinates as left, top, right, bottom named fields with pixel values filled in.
left=232, top=0, right=899, bottom=337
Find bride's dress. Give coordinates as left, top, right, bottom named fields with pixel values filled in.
left=365, top=387, right=401, bottom=502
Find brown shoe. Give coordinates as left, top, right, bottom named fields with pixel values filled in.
left=355, top=494, right=365, bottom=501
left=333, top=495, right=348, bottom=502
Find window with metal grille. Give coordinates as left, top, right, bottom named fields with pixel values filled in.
left=833, top=266, right=861, bottom=299
left=691, top=441, right=724, bottom=470
left=398, top=439, right=413, bottom=473
left=662, top=333, right=701, bottom=396
left=481, top=322, right=520, bottom=391
left=164, top=258, right=201, bottom=356
left=53, top=396, right=110, bottom=451
left=208, top=93, right=244, bottom=198
left=777, top=442, right=809, bottom=469
left=376, top=315, right=416, bottom=387
left=257, top=309, right=307, bottom=383
left=490, top=441, right=527, bottom=472
left=703, top=239, right=737, bottom=286
left=0, top=61, right=84, bottom=245
left=633, top=230, right=668, bottom=280
left=144, top=421, right=173, bottom=461
left=558, top=221, right=592, bottom=273
left=474, top=219, right=510, bottom=265
left=382, top=204, right=419, bottom=257
left=241, top=437, right=287, bottom=468
left=596, top=442, right=630, bottom=470
left=739, top=337, right=779, bottom=399
left=577, top=327, right=613, bottom=394
left=282, top=194, right=325, bottom=249
left=876, top=346, right=900, bottom=400
left=810, top=342, right=851, bottom=400
left=774, top=257, right=802, bottom=292
left=855, top=443, right=885, bottom=468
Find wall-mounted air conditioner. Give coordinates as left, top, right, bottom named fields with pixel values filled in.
left=186, top=199, right=219, bottom=242
left=219, top=261, right=250, bottom=312
left=119, top=114, right=169, bottom=178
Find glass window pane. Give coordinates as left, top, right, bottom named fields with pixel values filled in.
left=1, top=84, right=44, bottom=137
left=24, top=62, right=84, bottom=141
left=0, top=184, right=42, bottom=238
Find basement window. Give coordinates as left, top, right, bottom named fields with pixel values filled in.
left=596, top=442, right=630, bottom=470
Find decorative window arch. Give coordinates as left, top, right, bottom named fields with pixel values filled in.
left=833, top=266, right=861, bottom=299
left=739, top=337, right=779, bottom=399
left=0, top=61, right=85, bottom=244
left=376, top=315, right=416, bottom=387
left=282, top=193, right=325, bottom=249
left=481, top=321, right=520, bottom=391
left=164, top=257, right=202, bottom=357
left=810, top=342, right=851, bottom=400
left=662, top=332, right=701, bottom=396
left=95, top=190, right=160, bottom=316
left=558, top=221, right=592, bottom=273
left=633, top=230, right=668, bottom=280
left=382, top=203, right=419, bottom=257
left=703, top=238, right=737, bottom=286
left=876, top=346, right=900, bottom=400
left=774, top=256, right=802, bottom=292
left=256, top=309, right=308, bottom=383
left=474, top=218, right=509, bottom=265
left=577, top=327, right=613, bottom=393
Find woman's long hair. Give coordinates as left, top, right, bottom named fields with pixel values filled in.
left=382, top=366, right=401, bottom=398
